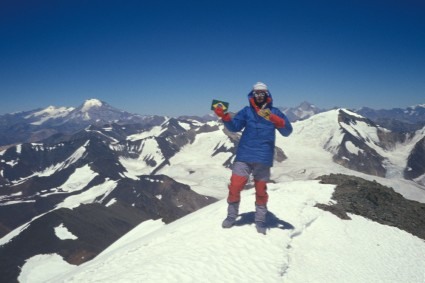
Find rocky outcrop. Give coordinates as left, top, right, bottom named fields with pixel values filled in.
left=404, top=137, right=425, bottom=185
left=316, top=174, right=425, bottom=240
left=0, top=175, right=217, bottom=282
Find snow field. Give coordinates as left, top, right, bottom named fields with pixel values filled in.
left=18, top=177, right=425, bottom=283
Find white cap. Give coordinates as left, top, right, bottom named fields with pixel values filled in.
left=253, top=82, right=268, bottom=91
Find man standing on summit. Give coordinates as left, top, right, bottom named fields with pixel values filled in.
left=214, top=82, right=293, bottom=234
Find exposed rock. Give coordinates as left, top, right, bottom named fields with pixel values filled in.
left=404, top=137, right=425, bottom=184
left=0, top=175, right=217, bottom=282
left=332, top=110, right=386, bottom=177
left=316, top=174, right=425, bottom=240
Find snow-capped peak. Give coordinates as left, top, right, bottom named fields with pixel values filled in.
left=81, top=99, right=103, bottom=112
left=411, top=104, right=425, bottom=109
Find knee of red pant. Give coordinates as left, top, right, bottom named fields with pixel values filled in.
left=228, top=174, right=247, bottom=203
left=227, top=194, right=240, bottom=203
left=228, top=184, right=241, bottom=203
left=254, top=180, right=267, bottom=193
left=230, top=174, right=248, bottom=187
left=255, top=193, right=268, bottom=206
left=254, top=180, right=268, bottom=205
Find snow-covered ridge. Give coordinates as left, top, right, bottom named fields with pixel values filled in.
left=25, top=106, right=75, bottom=125
left=2, top=104, right=425, bottom=282
left=22, top=181, right=425, bottom=283
left=410, top=103, right=425, bottom=109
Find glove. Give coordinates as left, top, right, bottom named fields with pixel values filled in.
left=257, top=109, right=271, bottom=120
left=258, top=108, right=285, bottom=128
left=214, top=106, right=231, bottom=122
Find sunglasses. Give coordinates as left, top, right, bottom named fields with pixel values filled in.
left=254, top=91, right=268, bottom=98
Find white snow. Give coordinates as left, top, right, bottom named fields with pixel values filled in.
left=340, top=119, right=380, bottom=144
left=7, top=108, right=425, bottom=283
left=342, top=108, right=365, bottom=119
left=414, top=173, right=425, bottom=186
left=126, top=125, right=166, bottom=141
left=37, top=144, right=88, bottom=178
left=272, top=109, right=425, bottom=202
left=59, top=165, right=97, bottom=193
left=56, top=178, right=117, bottom=209
left=25, top=106, right=74, bottom=125
left=6, top=159, right=18, bottom=167
left=345, top=140, right=363, bottom=155
left=39, top=165, right=98, bottom=197
left=159, top=125, right=233, bottom=199
left=84, top=128, right=119, bottom=143
left=116, top=137, right=166, bottom=177
left=105, top=198, right=117, bottom=207
left=19, top=254, right=76, bottom=283
left=54, top=224, right=78, bottom=240
left=22, top=181, right=425, bottom=283
left=177, top=121, right=191, bottom=130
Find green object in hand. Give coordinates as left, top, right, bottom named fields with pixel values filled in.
left=211, top=100, right=229, bottom=111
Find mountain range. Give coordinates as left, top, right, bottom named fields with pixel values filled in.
left=1, top=99, right=425, bottom=282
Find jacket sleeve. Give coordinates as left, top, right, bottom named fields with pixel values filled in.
left=223, top=108, right=247, bottom=132
left=274, top=110, right=293, bottom=137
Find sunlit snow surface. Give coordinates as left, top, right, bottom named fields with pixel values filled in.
left=54, top=224, right=78, bottom=240
left=20, top=181, right=425, bottom=283
left=25, top=106, right=74, bottom=126
left=13, top=109, right=425, bottom=282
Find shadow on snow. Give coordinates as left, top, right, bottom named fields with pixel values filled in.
left=233, top=211, right=295, bottom=231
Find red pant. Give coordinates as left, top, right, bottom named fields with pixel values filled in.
left=227, top=174, right=268, bottom=205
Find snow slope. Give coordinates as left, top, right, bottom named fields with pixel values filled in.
left=20, top=181, right=425, bottom=283
left=12, top=109, right=425, bottom=282
left=273, top=109, right=425, bottom=202
left=159, top=124, right=233, bottom=199
left=156, top=110, right=425, bottom=202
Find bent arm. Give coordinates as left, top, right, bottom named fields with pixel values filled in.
left=272, top=110, right=292, bottom=136
left=223, top=108, right=247, bottom=132
left=277, top=114, right=292, bottom=136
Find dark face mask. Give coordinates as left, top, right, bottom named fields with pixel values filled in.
left=253, top=91, right=267, bottom=107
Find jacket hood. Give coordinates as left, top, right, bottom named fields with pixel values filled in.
left=247, top=90, right=273, bottom=110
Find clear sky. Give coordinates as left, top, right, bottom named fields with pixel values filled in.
left=1, top=0, right=424, bottom=116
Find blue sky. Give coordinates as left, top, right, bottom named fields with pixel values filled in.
left=1, top=0, right=424, bottom=116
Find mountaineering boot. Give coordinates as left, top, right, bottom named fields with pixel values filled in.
left=222, top=202, right=240, bottom=228
left=255, top=204, right=268, bottom=235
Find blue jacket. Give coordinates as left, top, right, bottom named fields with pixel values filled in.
left=223, top=91, right=292, bottom=166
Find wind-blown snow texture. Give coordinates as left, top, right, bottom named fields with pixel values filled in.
left=20, top=181, right=425, bottom=283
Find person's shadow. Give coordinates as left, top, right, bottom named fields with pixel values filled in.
left=233, top=211, right=295, bottom=231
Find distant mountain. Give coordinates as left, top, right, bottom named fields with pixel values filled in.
left=0, top=99, right=166, bottom=147
left=278, top=102, right=425, bottom=130
left=279, top=101, right=326, bottom=122
left=355, top=104, right=425, bottom=132
left=1, top=100, right=425, bottom=282
left=275, top=108, right=425, bottom=186
left=0, top=119, right=218, bottom=282
left=287, top=109, right=388, bottom=177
